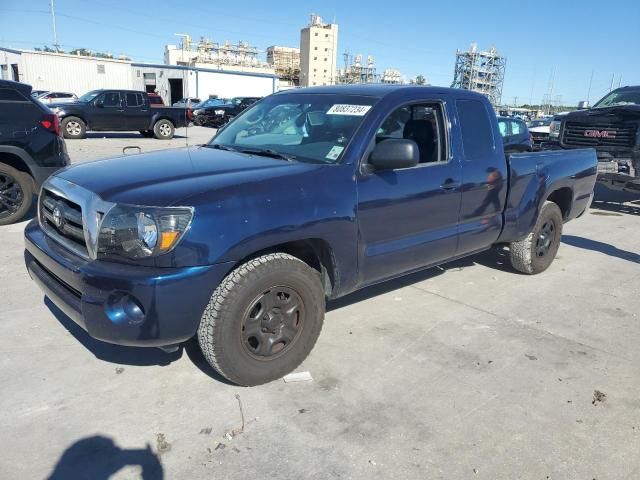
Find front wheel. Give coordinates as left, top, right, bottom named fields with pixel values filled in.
left=509, top=201, right=563, bottom=274
left=153, top=119, right=175, bottom=140
left=197, top=253, right=325, bottom=386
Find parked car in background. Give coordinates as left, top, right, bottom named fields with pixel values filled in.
left=195, top=96, right=262, bottom=127
left=24, top=85, right=597, bottom=386
left=0, top=80, right=69, bottom=225
left=497, top=116, right=532, bottom=153
left=49, top=89, right=192, bottom=140
left=31, top=90, right=48, bottom=98
left=37, top=91, right=78, bottom=104
left=193, top=98, right=228, bottom=125
left=552, top=86, right=640, bottom=192
left=526, top=117, right=553, bottom=150
left=147, top=93, right=165, bottom=107
left=172, top=97, right=201, bottom=108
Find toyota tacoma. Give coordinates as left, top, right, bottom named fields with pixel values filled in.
left=24, top=85, right=597, bottom=386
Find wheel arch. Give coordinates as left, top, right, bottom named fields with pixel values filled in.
left=0, top=147, right=36, bottom=181
left=61, top=114, right=89, bottom=129
left=546, top=187, right=573, bottom=220
left=235, top=238, right=338, bottom=298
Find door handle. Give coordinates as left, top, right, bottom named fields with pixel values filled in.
left=440, top=182, right=461, bottom=191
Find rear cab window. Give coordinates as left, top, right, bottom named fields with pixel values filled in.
left=0, top=87, right=28, bottom=102
left=456, top=99, right=495, bottom=160
left=125, top=93, right=145, bottom=107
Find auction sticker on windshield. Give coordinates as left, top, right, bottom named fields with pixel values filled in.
left=325, top=145, right=344, bottom=161
left=327, top=104, right=372, bottom=116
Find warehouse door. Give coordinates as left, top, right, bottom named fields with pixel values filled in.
left=168, top=78, right=183, bottom=106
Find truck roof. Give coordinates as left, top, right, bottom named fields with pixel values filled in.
left=275, top=84, right=488, bottom=100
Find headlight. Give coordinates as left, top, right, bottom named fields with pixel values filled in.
left=549, top=121, right=561, bottom=138
left=193, top=109, right=204, bottom=115
left=214, top=109, right=225, bottom=115
left=97, top=205, right=194, bottom=259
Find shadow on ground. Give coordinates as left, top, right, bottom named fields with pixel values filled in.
left=45, top=298, right=182, bottom=367
left=562, top=235, right=640, bottom=264
left=591, top=183, right=640, bottom=216
left=328, top=247, right=515, bottom=312
left=46, top=435, right=163, bottom=480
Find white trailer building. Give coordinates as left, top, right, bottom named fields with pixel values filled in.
left=1, top=47, right=279, bottom=104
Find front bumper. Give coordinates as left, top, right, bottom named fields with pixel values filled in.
left=24, top=220, right=234, bottom=348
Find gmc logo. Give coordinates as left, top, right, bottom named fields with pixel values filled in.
left=584, top=129, right=616, bottom=139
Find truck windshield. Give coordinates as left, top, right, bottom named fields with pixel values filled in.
left=593, top=87, right=640, bottom=108
left=210, top=93, right=379, bottom=164
left=78, top=90, right=101, bottom=103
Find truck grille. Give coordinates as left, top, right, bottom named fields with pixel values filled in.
left=562, top=122, right=636, bottom=148
left=40, top=188, right=89, bottom=256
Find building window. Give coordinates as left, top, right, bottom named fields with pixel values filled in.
left=325, top=34, right=329, bottom=38
left=97, top=64, right=105, bottom=74
left=325, top=48, right=328, bottom=51
left=324, top=58, right=327, bottom=62
left=314, top=47, right=318, bottom=50
left=314, top=57, right=317, bottom=60
left=314, top=33, right=318, bottom=36
left=136, top=70, right=140, bottom=77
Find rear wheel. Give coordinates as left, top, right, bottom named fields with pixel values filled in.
left=0, top=163, right=33, bottom=226
left=61, top=116, right=86, bottom=139
left=197, top=253, right=325, bottom=386
left=509, top=201, right=563, bottom=274
left=153, top=119, right=174, bottom=140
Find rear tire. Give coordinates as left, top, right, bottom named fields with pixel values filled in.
left=153, top=119, right=174, bottom=140
left=61, top=116, right=86, bottom=139
left=509, top=201, right=563, bottom=274
left=197, top=253, right=325, bottom=386
left=0, top=164, right=33, bottom=226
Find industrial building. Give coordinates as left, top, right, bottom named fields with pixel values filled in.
left=451, top=43, right=506, bottom=106
left=164, top=36, right=275, bottom=75
left=299, top=14, right=338, bottom=87
left=336, top=53, right=404, bottom=85
left=266, top=46, right=300, bottom=86
left=1, top=47, right=278, bottom=105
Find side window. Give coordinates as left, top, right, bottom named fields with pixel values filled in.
left=375, top=103, right=447, bottom=164
left=456, top=99, right=494, bottom=160
left=126, top=93, right=144, bottom=107
left=497, top=120, right=509, bottom=138
left=0, top=87, right=27, bottom=102
left=101, top=92, right=121, bottom=108
left=511, top=120, right=522, bottom=135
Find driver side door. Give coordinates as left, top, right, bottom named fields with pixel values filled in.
left=91, top=91, right=124, bottom=130
left=356, top=99, right=462, bottom=285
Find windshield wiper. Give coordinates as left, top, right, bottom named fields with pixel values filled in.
left=236, top=148, right=296, bottom=162
left=203, top=143, right=238, bottom=152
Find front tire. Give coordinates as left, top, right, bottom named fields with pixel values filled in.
left=197, top=253, right=325, bottom=386
left=0, top=164, right=33, bottom=226
left=61, top=116, right=86, bottom=139
left=153, top=119, right=175, bottom=140
left=509, top=201, right=563, bottom=274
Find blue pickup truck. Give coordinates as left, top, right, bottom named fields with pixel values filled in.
left=24, top=85, right=597, bottom=386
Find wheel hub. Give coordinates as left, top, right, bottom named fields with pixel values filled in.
left=242, top=287, right=304, bottom=359
left=0, top=173, right=24, bottom=218
left=535, top=221, right=555, bottom=257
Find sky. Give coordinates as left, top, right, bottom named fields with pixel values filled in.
left=0, top=0, right=638, bottom=106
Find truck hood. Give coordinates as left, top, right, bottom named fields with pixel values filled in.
left=565, top=105, right=640, bottom=122
left=56, top=146, right=317, bottom=206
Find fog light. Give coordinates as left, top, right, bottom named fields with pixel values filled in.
left=105, top=292, right=146, bottom=326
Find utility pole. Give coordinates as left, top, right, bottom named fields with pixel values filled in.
left=49, top=0, right=60, bottom=52
left=609, top=74, right=615, bottom=92
left=512, top=96, right=518, bottom=107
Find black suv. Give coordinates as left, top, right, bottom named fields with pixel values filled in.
left=193, top=96, right=261, bottom=127
left=0, top=80, right=69, bottom=225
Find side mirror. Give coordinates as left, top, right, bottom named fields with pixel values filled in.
left=369, top=139, right=419, bottom=170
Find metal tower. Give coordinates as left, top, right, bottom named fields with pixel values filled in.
left=451, top=43, right=506, bottom=106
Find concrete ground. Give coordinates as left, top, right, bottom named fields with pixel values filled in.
left=1, top=130, right=639, bottom=479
